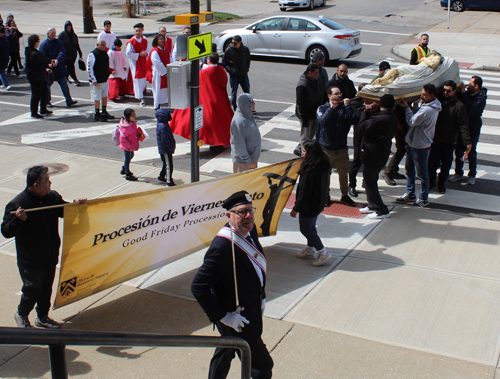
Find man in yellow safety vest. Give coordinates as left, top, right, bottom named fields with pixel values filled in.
left=410, top=34, right=430, bottom=65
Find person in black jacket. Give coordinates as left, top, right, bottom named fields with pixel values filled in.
left=24, top=34, right=53, bottom=118
left=6, top=20, right=23, bottom=77
left=191, top=191, right=273, bottom=379
left=221, top=35, right=251, bottom=110
left=358, top=94, right=398, bottom=219
left=58, top=20, right=83, bottom=86
left=293, top=63, right=321, bottom=156
left=291, top=140, right=332, bottom=266
left=1, top=165, right=86, bottom=329
left=324, top=64, right=356, bottom=101
left=87, top=39, right=113, bottom=121
left=155, top=108, right=176, bottom=186
left=0, top=25, right=12, bottom=90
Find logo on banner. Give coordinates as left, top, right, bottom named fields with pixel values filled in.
left=60, top=271, right=78, bottom=298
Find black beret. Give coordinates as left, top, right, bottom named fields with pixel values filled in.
left=379, top=94, right=395, bottom=109
left=223, top=191, right=252, bottom=211
left=133, top=23, right=144, bottom=29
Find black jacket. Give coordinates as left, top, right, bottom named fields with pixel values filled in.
left=58, top=21, right=82, bottom=60
left=155, top=108, right=176, bottom=155
left=434, top=95, right=471, bottom=145
left=325, top=73, right=356, bottom=100
left=25, top=47, right=52, bottom=82
left=349, top=98, right=366, bottom=148
left=0, top=34, right=9, bottom=70
left=1, top=189, right=67, bottom=269
left=317, top=102, right=358, bottom=150
left=191, top=224, right=265, bottom=339
left=221, top=43, right=251, bottom=78
left=457, top=88, right=487, bottom=137
left=8, top=29, right=22, bottom=53
left=358, top=108, right=398, bottom=168
left=296, top=72, right=322, bottom=123
left=293, top=160, right=330, bottom=217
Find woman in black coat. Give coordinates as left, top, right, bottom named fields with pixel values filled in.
left=6, top=20, right=23, bottom=76
left=291, top=139, right=332, bottom=267
left=155, top=108, right=176, bottom=186
left=25, top=34, right=53, bottom=118
left=58, top=20, right=82, bottom=86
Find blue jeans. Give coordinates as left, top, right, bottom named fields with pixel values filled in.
left=48, top=76, right=73, bottom=104
left=229, top=75, right=250, bottom=110
left=405, top=146, right=430, bottom=201
left=299, top=214, right=324, bottom=251
left=0, top=69, right=9, bottom=87
left=124, top=150, right=134, bottom=175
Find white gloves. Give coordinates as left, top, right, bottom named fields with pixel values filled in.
left=221, top=312, right=249, bottom=332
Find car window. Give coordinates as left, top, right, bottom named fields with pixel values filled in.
left=286, top=18, right=307, bottom=31
left=318, top=18, right=348, bottom=30
left=306, top=22, right=319, bottom=31
left=256, top=18, right=286, bottom=31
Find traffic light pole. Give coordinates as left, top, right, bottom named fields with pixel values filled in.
left=190, top=0, right=200, bottom=183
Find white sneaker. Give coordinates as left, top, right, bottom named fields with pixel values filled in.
left=140, top=99, right=146, bottom=107
left=0, top=85, right=6, bottom=89
left=359, top=206, right=374, bottom=214
left=312, top=249, right=333, bottom=267
left=296, top=246, right=317, bottom=259
left=6, top=85, right=12, bottom=90
left=368, top=212, right=391, bottom=219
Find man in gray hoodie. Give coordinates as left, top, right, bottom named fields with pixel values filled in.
left=397, top=83, right=442, bottom=207
left=230, top=93, right=261, bottom=173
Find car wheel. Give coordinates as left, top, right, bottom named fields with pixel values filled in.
left=280, top=7, right=286, bottom=11
left=223, top=39, right=232, bottom=52
left=309, top=0, right=314, bottom=10
left=306, top=45, right=328, bottom=63
left=321, top=0, right=326, bottom=6
left=451, top=0, right=465, bottom=11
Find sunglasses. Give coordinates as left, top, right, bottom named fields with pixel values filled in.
left=444, top=89, right=453, bottom=93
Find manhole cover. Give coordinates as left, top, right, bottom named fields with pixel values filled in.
left=22, top=163, right=70, bottom=176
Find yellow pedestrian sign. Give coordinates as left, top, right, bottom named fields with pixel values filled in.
left=188, top=32, right=212, bottom=61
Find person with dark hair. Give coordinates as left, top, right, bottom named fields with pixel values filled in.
left=311, top=51, right=328, bottom=103
left=155, top=108, right=176, bottom=186
left=324, top=64, right=356, bottom=100
left=428, top=80, right=470, bottom=193
left=87, top=39, right=113, bottom=121
left=370, top=61, right=391, bottom=85
left=1, top=165, right=86, bottom=329
left=108, top=38, right=128, bottom=100
left=58, top=20, right=83, bottom=86
left=118, top=108, right=141, bottom=181
left=39, top=27, right=77, bottom=107
left=317, top=85, right=358, bottom=207
left=449, top=75, right=487, bottom=186
left=6, top=19, right=23, bottom=77
left=171, top=25, right=191, bottom=62
left=0, top=25, right=12, bottom=90
left=293, top=63, right=322, bottom=156
left=126, top=23, right=150, bottom=107
left=146, top=33, right=172, bottom=110
left=97, top=20, right=116, bottom=52
left=25, top=34, right=53, bottom=118
left=358, top=94, right=398, bottom=219
left=191, top=190, right=273, bottom=379
left=221, top=35, right=251, bottom=110
left=397, top=84, right=441, bottom=207
left=291, top=140, right=332, bottom=266
left=410, top=34, right=430, bottom=65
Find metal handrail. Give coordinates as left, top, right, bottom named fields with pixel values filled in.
left=0, top=327, right=251, bottom=379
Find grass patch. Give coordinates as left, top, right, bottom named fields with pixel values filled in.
left=109, top=12, right=122, bottom=16
left=158, top=11, right=240, bottom=23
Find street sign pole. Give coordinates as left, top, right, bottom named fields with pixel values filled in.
left=190, top=0, right=200, bottom=183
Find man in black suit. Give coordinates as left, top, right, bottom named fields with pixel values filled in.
left=191, top=191, right=273, bottom=379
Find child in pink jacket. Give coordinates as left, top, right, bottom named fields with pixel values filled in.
left=119, top=108, right=141, bottom=181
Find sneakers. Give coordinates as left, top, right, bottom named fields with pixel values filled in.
left=35, top=315, right=61, bottom=329
left=448, top=174, right=463, bottom=182
left=126, top=174, right=138, bottom=181
left=396, top=193, right=416, bottom=203
left=140, top=99, right=146, bottom=107
left=359, top=206, right=375, bottom=214
left=14, top=312, right=32, bottom=328
left=348, top=186, right=358, bottom=197
left=340, top=195, right=356, bottom=207
left=296, top=246, right=317, bottom=259
left=30, top=114, right=44, bottom=119
left=368, top=212, right=390, bottom=219
left=466, top=177, right=476, bottom=185
left=413, top=198, right=429, bottom=207
left=41, top=110, right=53, bottom=115
left=158, top=176, right=167, bottom=183
left=74, top=81, right=81, bottom=86
left=101, top=110, right=115, bottom=120
left=392, top=172, right=406, bottom=180
left=67, top=100, right=78, bottom=107
left=312, top=249, right=333, bottom=267
left=382, top=172, right=396, bottom=186
left=94, top=112, right=107, bottom=122
left=6, top=85, right=12, bottom=90
left=166, top=181, right=176, bottom=187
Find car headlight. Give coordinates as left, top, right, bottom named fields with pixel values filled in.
left=219, top=32, right=227, bottom=38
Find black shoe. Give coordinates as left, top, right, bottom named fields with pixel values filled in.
left=126, top=174, right=138, bottom=181
left=74, top=81, right=81, bottom=87
left=293, top=145, right=302, bottom=157
left=340, top=195, right=356, bottom=207
left=101, top=110, right=115, bottom=120
left=158, top=176, right=167, bottom=183
left=67, top=100, right=78, bottom=107
left=94, top=112, right=107, bottom=122
left=382, top=172, right=396, bottom=186
left=209, top=145, right=225, bottom=152
left=40, top=110, right=53, bottom=115
left=166, top=180, right=176, bottom=187
left=325, top=195, right=332, bottom=207
left=31, top=114, right=44, bottom=119
left=438, top=182, right=446, bottom=194
left=392, top=172, right=406, bottom=180
left=35, top=315, right=61, bottom=329
left=120, top=166, right=126, bottom=175
left=348, top=186, right=358, bottom=197
left=47, top=102, right=54, bottom=108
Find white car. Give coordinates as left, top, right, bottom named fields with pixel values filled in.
left=279, top=0, right=326, bottom=11
left=215, top=15, right=362, bottom=62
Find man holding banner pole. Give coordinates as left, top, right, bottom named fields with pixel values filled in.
left=192, top=190, right=273, bottom=379
left=1, top=165, right=86, bottom=329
